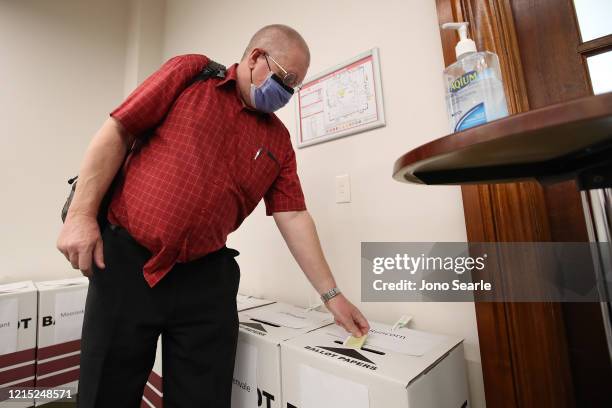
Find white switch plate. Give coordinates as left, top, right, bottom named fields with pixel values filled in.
left=335, top=174, right=351, bottom=203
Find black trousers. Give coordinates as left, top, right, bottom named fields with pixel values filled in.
left=77, top=223, right=241, bottom=408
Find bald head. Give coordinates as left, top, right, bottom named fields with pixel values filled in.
left=241, top=24, right=310, bottom=66
left=235, top=25, right=310, bottom=110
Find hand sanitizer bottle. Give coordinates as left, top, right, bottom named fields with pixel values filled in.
left=442, top=22, right=509, bottom=133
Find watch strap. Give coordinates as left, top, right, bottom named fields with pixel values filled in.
left=320, top=287, right=341, bottom=303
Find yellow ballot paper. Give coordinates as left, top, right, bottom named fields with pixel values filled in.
left=343, top=334, right=368, bottom=349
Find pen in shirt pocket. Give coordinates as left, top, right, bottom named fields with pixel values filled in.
left=253, top=146, right=280, bottom=167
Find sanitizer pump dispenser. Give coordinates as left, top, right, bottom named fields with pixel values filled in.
left=442, top=22, right=509, bottom=133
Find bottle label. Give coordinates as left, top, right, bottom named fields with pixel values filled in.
left=446, top=66, right=507, bottom=132
left=455, top=102, right=487, bottom=132
left=449, top=70, right=479, bottom=93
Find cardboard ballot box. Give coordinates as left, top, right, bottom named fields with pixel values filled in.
left=280, top=322, right=469, bottom=408
left=142, top=337, right=163, bottom=408
left=237, top=294, right=275, bottom=312
left=0, top=281, right=38, bottom=408
left=232, top=302, right=333, bottom=408
left=34, top=277, right=88, bottom=406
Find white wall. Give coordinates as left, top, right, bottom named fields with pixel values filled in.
left=0, top=0, right=130, bottom=282
left=123, top=0, right=166, bottom=93
left=163, top=1, right=484, bottom=406
left=0, top=0, right=167, bottom=286
left=0, top=1, right=485, bottom=406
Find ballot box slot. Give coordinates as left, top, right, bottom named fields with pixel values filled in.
left=333, top=340, right=386, bottom=355
left=249, top=318, right=281, bottom=327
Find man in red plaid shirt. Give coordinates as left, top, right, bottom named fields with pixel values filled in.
left=57, top=24, right=369, bottom=407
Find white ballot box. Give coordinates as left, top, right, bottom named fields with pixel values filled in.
left=236, top=294, right=275, bottom=312
left=34, top=277, right=88, bottom=406
left=232, top=302, right=333, bottom=408
left=280, top=322, right=470, bottom=408
left=142, top=337, right=163, bottom=408
left=0, top=281, right=37, bottom=408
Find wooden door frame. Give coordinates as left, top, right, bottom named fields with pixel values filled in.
left=434, top=0, right=598, bottom=406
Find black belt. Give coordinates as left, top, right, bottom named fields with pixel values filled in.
left=107, top=223, right=240, bottom=261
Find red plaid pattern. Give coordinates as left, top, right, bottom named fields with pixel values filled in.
left=107, top=54, right=306, bottom=287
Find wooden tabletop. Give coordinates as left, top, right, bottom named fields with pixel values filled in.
left=393, top=92, right=612, bottom=185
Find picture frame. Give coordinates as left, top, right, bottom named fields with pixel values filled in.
left=294, top=47, right=386, bottom=148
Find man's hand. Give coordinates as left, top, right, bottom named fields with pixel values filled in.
left=56, top=214, right=105, bottom=277
left=273, top=211, right=370, bottom=337
left=55, top=117, right=131, bottom=277
left=325, top=294, right=370, bottom=338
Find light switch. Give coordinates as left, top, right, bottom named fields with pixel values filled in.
left=335, top=174, right=351, bottom=203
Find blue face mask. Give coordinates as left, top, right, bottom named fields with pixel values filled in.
left=250, top=72, right=294, bottom=113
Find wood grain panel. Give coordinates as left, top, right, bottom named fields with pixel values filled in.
left=435, top=0, right=585, bottom=406
left=510, top=0, right=590, bottom=108
left=577, top=33, right=612, bottom=56
left=509, top=1, right=612, bottom=407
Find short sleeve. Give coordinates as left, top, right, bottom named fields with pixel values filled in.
left=109, top=54, right=209, bottom=138
left=263, top=145, right=307, bottom=216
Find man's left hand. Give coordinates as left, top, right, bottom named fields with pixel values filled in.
left=325, top=294, right=370, bottom=338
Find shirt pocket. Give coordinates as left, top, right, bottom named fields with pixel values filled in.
left=235, top=147, right=280, bottom=208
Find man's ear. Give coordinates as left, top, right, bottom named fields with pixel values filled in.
left=247, top=48, right=262, bottom=69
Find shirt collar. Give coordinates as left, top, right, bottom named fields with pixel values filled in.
left=217, top=63, right=271, bottom=116
left=216, top=63, right=238, bottom=88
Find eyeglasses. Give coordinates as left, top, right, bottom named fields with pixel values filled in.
left=264, top=53, right=303, bottom=92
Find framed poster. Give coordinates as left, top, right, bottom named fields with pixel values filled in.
left=295, top=48, right=386, bottom=148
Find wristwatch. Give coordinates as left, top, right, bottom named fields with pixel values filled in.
left=320, top=287, right=341, bottom=303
